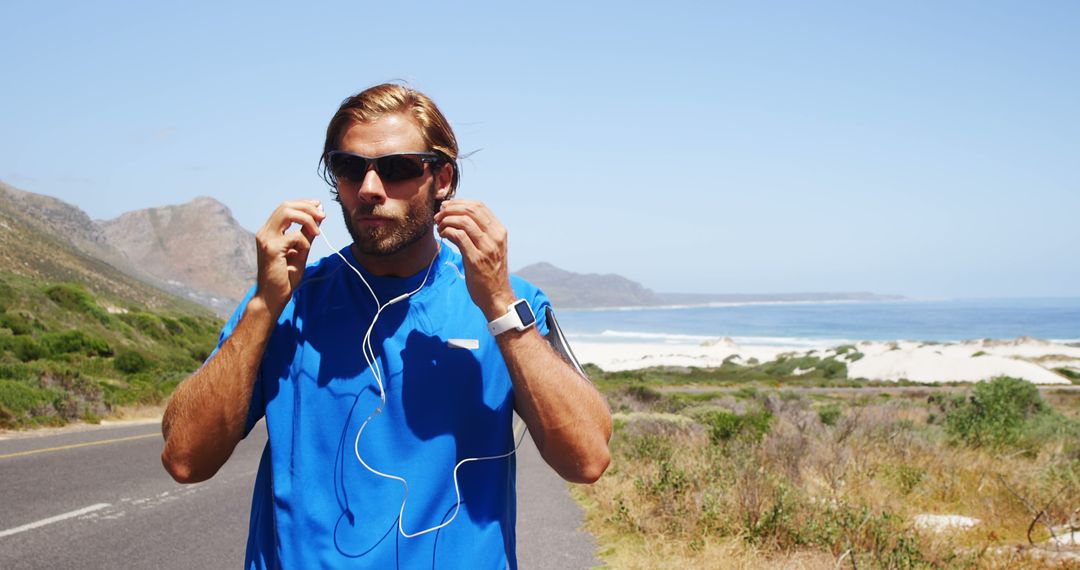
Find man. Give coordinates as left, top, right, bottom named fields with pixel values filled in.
left=160, top=83, right=612, bottom=569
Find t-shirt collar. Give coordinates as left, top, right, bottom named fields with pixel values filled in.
left=338, top=240, right=452, bottom=301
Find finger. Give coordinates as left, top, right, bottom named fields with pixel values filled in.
left=268, top=200, right=326, bottom=234
left=438, top=225, right=479, bottom=261
left=282, top=230, right=313, bottom=255
left=436, top=199, right=495, bottom=229
left=436, top=199, right=491, bottom=225
left=437, top=213, right=498, bottom=255
left=275, top=208, right=322, bottom=238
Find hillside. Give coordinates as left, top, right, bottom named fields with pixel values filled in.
left=0, top=273, right=222, bottom=428
left=0, top=182, right=212, bottom=315
left=0, top=183, right=224, bottom=428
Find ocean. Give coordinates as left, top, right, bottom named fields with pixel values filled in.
left=555, top=298, right=1080, bottom=347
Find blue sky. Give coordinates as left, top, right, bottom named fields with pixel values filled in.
left=2, top=1, right=1077, bottom=298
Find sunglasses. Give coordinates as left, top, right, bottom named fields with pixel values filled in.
left=325, top=151, right=443, bottom=186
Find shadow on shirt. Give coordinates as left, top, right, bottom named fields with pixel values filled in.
left=323, top=325, right=514, bottom=566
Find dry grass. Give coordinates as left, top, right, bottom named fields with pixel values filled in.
left=576, top=386, right=1080, bottom=569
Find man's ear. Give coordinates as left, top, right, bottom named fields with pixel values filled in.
left=434, top=162, right=454, bottom=200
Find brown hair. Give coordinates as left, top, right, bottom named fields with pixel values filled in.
left=320, top=83, right=459, bottom=198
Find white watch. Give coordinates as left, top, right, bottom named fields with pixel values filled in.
left=487, top=299, right=536, bottom=336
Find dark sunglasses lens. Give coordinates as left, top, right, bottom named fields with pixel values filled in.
left=376, top=155, right=426, bottom=182
left=329, top=154, right=369, bottom=183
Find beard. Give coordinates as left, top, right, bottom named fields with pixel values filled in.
left=342, top=189, right=438, bottom=257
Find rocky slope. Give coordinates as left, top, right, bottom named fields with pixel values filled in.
left=98, top=197, right=256, bottom=315
left=0, top=182, right=207, bottom=314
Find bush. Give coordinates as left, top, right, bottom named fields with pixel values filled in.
left=815, top=357, right=848, bottom=379
left=0, top=279, right=11, bottom=311
left=699, top=409, right=772, bottom=444
left=159, top=317, right=184, bottom=336
left=42, top=330, right=113, bottom=357
left=943, top=376, right=1058, bottom=448
left=817, top=404, right=842, bottom=426
left=12, top=336, right=50, bottom=362
left=45, top=283, right=109, bottom=324
left=119, top=312, right=169, bottom=340
left=114, top=350, right=152, bottom=374
left=0, top=311, right=34, bottom=335
left=624, top=384, right=662, bottom=404
left=0, top=379, right=56, bottom=417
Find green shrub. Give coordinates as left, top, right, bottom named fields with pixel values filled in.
left=1053, top=367, right=1080, bottom=384
left=12, top=336, right=50, bottom=362
left=114, top=350, right=152, bottom=374
left=0, top=379, right=55, bottom=413
left=0, top=363, right=35, bottom=381
left=886, top=464, right=925, bottom=495
left=45, top=283, right=109, bottom=324
left=762, top=355, right=820, bottom=377
left=42, top=330, right=113, bottom=357
left=815, top=357, right=848, bottom=379
left=624, top=384, right=662, bottom=404
left=700, top=409, right=772, bottom=444
left=0, top=311, right=34, bottom=335
left=119, top=312, right=169, bottom=340
left=817, top=404, right=842, bottom=426
left=159, top=316, right=184, bottom=335
left=944, top=376, right=1059, bottom=448
left=636, top=459, right=689, bottom=499
left=0, top=279, right=11, bottom=311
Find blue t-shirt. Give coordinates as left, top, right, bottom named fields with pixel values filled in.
left=211, top=241, right=551, bottom=569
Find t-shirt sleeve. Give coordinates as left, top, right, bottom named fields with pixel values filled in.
left=510, top=276, right=551, bottom=337
left=206, top=286, right=266, bottom=438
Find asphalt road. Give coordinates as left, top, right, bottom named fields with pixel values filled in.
left=0, top=419, right=598, bottom=569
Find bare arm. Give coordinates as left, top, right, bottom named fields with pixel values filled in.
left=496, top=326, right=612, bottom=483
left=161, top=200, right=325, bottom=483
left=436, top=200, right=612, bottom=483
left=161, top=297, right=275, bottom=482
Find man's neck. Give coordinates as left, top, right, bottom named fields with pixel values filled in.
left=350, top=233, right=440, bottom=278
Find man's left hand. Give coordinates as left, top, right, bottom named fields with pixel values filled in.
left=435, top=199, right=516, bottom=321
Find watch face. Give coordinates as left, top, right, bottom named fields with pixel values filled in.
left=514, top=300, right=536, bottom=326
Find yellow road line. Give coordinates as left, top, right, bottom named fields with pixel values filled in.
left=0, top=433, right=158, bottom=460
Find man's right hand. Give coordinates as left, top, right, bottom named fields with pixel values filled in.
left=254, top=199, right=326, bottom=316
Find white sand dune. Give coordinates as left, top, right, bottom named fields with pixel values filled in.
left=572, top=336, right=1080, bottom=384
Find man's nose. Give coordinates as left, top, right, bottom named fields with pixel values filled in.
left=356, top=169, right=386, bottom=204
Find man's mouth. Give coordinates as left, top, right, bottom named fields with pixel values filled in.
left=355, top=213, right=394, bottom=227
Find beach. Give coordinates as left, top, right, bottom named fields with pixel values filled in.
left=572, top=336, right=1080, bottom=384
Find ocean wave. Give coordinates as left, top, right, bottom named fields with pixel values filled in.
left=565, top=330, right=856, bottom=349
left=562, top=299, right=890, bottom=312
left=567, top=330, right=716, bottom=344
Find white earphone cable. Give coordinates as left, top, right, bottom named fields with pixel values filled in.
left=317, top=227, right=524, bottom=539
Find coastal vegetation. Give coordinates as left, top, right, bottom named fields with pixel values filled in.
left=576, top=372, right=1080, bottom=568
left=0, top=273, right=221, bottom=428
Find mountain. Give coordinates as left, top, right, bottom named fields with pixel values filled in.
left=0, top=182, right=209, bottom=314
left=98, top=196, right=256, bottom=315
left=0, top=182, right=253, bottom=316
left=515, top=262, right=665, bottom=308
left=1, top=181, right=901, bottom=315
left=515, top=262, right=903, bottom=309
